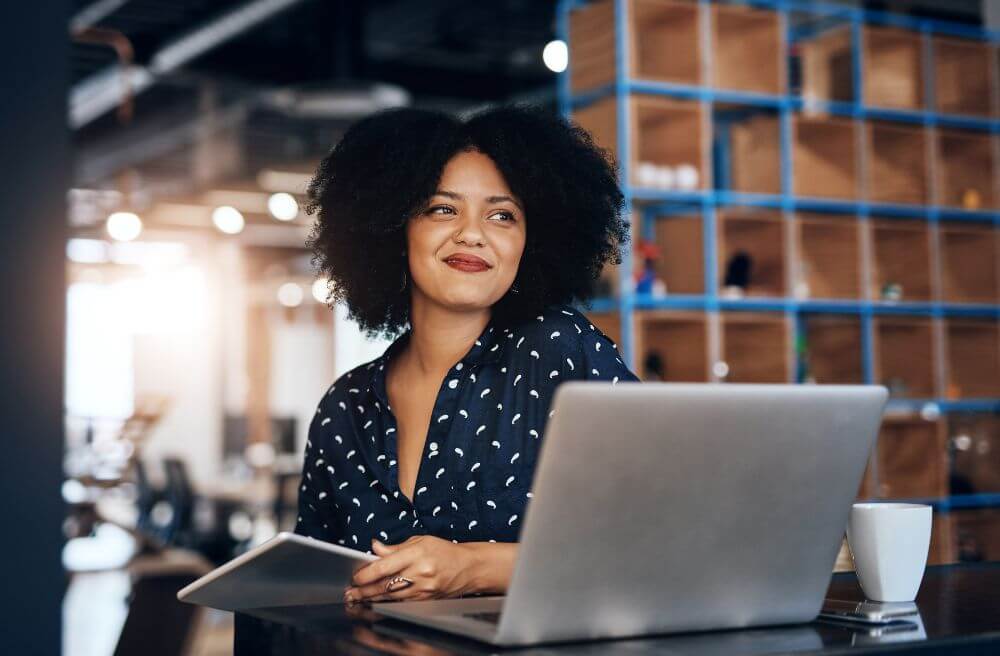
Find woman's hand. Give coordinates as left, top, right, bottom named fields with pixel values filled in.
left=344, top=536, right=516, bottom=603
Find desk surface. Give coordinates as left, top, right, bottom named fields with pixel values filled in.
left=234, top=562, right=1000, bottom=655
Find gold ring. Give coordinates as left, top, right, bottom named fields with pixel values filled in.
left=385, top=575, right=413, bottom=593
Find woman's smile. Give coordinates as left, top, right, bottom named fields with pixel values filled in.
left=444, top=252, right=493, bottom=273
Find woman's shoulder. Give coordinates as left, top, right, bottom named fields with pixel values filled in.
left=314, top=356, right=384, bottom=413
left=505, top=303, right=617, bottom=357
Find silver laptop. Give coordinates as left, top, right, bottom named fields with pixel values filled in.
left=373, top=382, right=888, bottom=646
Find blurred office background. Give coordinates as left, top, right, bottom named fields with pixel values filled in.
left=4, top=0, right=997, bottom=654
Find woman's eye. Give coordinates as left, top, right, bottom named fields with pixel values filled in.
left=428, top=206, right=454, bottom=216
left=492, top=211, right=515, bottom=223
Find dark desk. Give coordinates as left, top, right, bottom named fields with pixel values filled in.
left=234, top=563, right=1000, bottom=655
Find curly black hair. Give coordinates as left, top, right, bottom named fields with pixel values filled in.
left=305, top=103, right=629, bottom=340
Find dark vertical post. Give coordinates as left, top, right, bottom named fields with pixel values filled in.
left=0, top=3, right=69, bottom=654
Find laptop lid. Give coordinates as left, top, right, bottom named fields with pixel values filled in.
left=496, top=383, right=887, bottom=645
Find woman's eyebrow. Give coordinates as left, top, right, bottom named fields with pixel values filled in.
left=434, top=189, right=523, bottom=211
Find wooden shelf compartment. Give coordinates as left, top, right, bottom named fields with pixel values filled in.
left=568, top=0, right=616, bottom=93
left=711, top=3, right=783, bottom=94
left=945, top=319, right=1000, bottom=399
left=717, top=209, right=785, bottom=297
left=948, top=413, right=1000, bottom=496
left=725, top=109, right=781, bottom=195
left=869, top=218, right=932, bottom=302
left=875, top=415, right=947, bottom=499
left=937, top=129, right=997, bottom=210
left=800, top=314, right=864, bottom=384
left=649, top=212, right=705, bottom=295
left=939, top=222, right=998, bottom=304
left=799, top=24, right=854, bottom=103
left=632, top=95, right=707, bottom=189
left=873, top=317, right=937, bottom=398
left=719, top=312, right=790, bottom=383
left=949, top=508, right=1000, bottom=564
left=933, top=36, right=994, bottom=117
left=572, top=94, right=708, bottom=191
left=569, top=0, right=701, bottom=92
left=866, top=121, right=929, bottom=205
left=793, top=115, right=859, bottom=199
left=794, top=213, right=862, bottom=299
left=863, top=26, right=925, bottom=110
left=634, top=311, right=708, bottom=381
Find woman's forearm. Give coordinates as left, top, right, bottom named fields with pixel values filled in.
left=463, top=542, right=518, bottom=595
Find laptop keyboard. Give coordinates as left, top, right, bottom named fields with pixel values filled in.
left=462, top=611, right=502, bottom=625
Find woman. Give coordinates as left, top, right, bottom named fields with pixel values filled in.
left=295, top=104, right=639, bottom=605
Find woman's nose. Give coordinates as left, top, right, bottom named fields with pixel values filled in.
left=453, top=213, right=485, bottom=246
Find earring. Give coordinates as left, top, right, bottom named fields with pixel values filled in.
left=400, top=267, right=408, bottom=292
left=511, top=282, right=519, bottom=294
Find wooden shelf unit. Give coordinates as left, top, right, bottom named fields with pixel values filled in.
left=875, top=416, right=948, bottom=499
left=863, top=26, right=925, bottom=110
left=651, top=213, right=705, bottom=295
left=793, top=115, right=858, bottom=199
left=874, top=317, right=937, bottom=398
left=870, top=218, right=932, bottom=302
left=799, top=24, right=854, bottom=103
left=711, top=3, right=783, bottom=94
left=720, top=312, right=790, bottom=383
left=866, top=121, right=929, bottom=205
left=634, top=311, right=708, bottom=381
left=945, top=319, right=1000, bottom=399
left=937, top=129, right=997, bottom=210
left=933, top=36, right=994, bottom=117
left=632, top=95, right=707, bottom=189
left=571, top=94, right=708, bottom=191
left=949, top=413, right=1000, bottom=495
left=795, top=213, right=862, bottom=299
left=568, top=0, right=617, bottom=93
left=801, top=314, right=864, bottom=384
left=569, top=0, right=702, bottom=92
left=717, top=209, right=785, bottom=297
left=727, top=111, right=781, bottom=195
left=939, top=222, right=998, bottom=304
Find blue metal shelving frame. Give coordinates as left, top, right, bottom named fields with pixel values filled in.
left=558, top=0, right=1000, bottom=512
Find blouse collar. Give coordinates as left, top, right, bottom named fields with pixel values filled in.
left=367, top=314, right=508, bottom=405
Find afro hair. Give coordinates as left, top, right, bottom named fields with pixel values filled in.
left=305, top=103, right=629, bottom=339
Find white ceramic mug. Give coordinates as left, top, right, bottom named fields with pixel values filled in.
left=846, top=503, right=932, bottom=602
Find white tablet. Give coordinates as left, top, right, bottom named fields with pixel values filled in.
left=177, top=532, right=377, bottom=611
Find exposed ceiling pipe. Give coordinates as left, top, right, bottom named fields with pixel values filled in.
left=70, top=0, right=130, bottom=34
left=70, top=0, right=305, bottom=129
left=71, top=27, right=136, bottom=124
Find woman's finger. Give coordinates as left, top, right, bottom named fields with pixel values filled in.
left=346, top=571, right=419, bottom=602
left=351, top=544, right=419, bottom=587
left=360, top=566, right=434, bottom=603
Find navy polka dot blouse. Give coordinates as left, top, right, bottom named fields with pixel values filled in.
left=294, top=303, right=640, bottom=553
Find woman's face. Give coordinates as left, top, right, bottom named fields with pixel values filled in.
left=406, top=149, right=527, bottom=313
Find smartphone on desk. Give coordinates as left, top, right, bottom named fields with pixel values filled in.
left=818, top=599, right=919, bottom=625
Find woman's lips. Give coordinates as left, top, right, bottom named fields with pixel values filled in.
left=444, top=254, right=492, bottom=273
left=445, top=259, right=491, bottom=272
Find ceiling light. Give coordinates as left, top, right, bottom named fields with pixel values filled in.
left=311, top=278, right=330, bottom=303
left=106, top=211, right=142, bottom=242
left=277, top=282, right=303, bottom=307
left=212, top=206, right=245, bottom=234
left=268, top=192, right=299, bottom=221
left=542, top=40, right=568, bottom=73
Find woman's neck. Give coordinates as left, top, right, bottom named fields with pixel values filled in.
left=402, top=296, right=491, bottom=378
